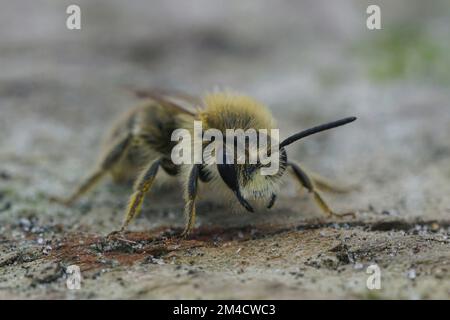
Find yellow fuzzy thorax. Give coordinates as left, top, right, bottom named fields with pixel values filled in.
left=199, top=92, right=274, bottom=131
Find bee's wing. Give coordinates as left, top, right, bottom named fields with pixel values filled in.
left=130, top=88, right=204, bottom=115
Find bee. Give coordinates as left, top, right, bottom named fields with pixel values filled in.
left=61, top=89, right=356, bottom=237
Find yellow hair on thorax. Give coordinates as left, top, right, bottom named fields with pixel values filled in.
left=199, top=92, right=274, bottom=131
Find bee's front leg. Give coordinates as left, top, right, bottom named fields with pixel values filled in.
left=181, top=164, right=200, bottom=238
left=288, top=161, right=355, bottom=218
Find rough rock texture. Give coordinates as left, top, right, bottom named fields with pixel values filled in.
left=0, top=0, right=449, bottom=299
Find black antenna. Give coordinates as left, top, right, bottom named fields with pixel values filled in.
left=279, top=117, right=357, bottom=149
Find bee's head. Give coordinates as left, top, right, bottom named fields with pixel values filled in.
left=216, top=116, right=357, bottom=211
left=216, top=147, right=288, bottom=211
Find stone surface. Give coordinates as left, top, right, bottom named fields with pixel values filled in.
left=0, top=0, right=449, bottom=299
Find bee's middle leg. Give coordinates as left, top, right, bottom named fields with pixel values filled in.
left=288, top=161, right=355, bottom=218
left=118, top=158, right=162, bottom=232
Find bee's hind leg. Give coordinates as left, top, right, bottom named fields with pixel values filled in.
left=287, top=161, right=355, bottom=219
left=59, top=134, right=132, bottom=206
left=308, top=171, right=356, bottom=194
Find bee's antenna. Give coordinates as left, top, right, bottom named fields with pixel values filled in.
left=279, top=117, right=357, bottom=149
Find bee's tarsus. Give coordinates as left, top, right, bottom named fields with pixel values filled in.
left=106, top=229, right=122, bottom=239
left=328, top=211, right=356, bottom=219
left=48, top=195, right=73, bottom=207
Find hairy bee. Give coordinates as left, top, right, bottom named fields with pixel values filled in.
left=61, top=89, right=356, bottom=237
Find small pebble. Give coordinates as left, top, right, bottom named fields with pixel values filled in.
left=145, top=256, right=165, bottom=265
left=19, top=218, right=31, bottom=231
left=353, top=263, right=364, bottom=270
left=42, top=245, right=52, bottom=255
left=407, top=269, right=416, bottom=280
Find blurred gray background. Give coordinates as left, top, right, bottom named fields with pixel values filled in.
left=0, top=0, right=449, bottom=299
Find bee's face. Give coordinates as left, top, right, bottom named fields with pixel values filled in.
left=217, top=148, right=287, bottom=211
